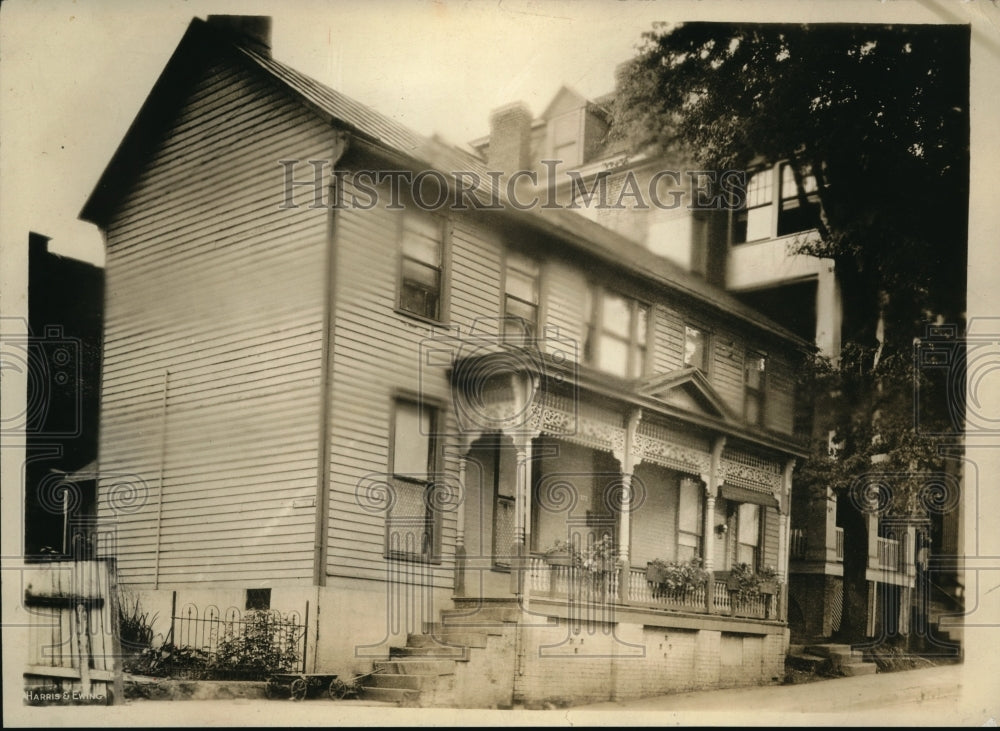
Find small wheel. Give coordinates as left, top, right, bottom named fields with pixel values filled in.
left=328, top=678, right=349, bottom=700
left=289, top=678, right=308, bottom=701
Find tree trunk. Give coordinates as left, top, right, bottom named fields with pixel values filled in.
left=836, top=501, right=870, bottom=643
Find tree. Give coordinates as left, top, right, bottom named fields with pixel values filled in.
left=614, top=22, right=969, bottom=642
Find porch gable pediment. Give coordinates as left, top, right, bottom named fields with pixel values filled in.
left=636, top=368, right=736, bottom=423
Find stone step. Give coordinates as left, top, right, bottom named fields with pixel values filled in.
left=390, top=645, right=470, bottom=661
left=804, top=644, right=864, bottom=663
left=440, top=605, right=521, bottom=624
left=374, top=659, right=457, bottom=676
left=424, top=621, right=507, bottom=637
left=367, top=673, right=440, bottom=691
left=360, top=686, right=420, bottom=706
left=840, top=662, right=878, bottom=677
left=411, top=631, right=489, bottom=649
left=785, top=652, right=830, bottom=672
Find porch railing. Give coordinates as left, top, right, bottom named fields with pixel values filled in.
left=877, top=536, right=902, bottom=571
left=789, top=528, right=806, bottom=560
left=526, top=557, right=779, bottom=621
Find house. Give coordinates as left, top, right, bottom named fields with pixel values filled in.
left=474, top=81, right=964, bottom=653
left=23, top=232, right=104, bottom=559
left=80, top=15, right=814, bottom=706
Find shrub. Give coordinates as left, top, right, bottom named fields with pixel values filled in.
left=117, top=589, right=158, bottom=654
left=647, top=557, right=709, bottom=596
left=211, top=610, right=300, bottom=677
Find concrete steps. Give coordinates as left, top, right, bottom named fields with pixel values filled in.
left=804, top=643, right=877, bottom=677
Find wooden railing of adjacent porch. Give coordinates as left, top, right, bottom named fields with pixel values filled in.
left=526, top=557, right=780, bottom=621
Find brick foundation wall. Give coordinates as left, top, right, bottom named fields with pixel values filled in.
left=512, top=612, right=785, bottom=706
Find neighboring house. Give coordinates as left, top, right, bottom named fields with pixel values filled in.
left=23, top=232, right=104, bottom=559
left=475, top=83, right=963, bottom=652
left=80, top=16, right=815, bottom=706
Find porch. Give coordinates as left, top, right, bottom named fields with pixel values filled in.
left=447, top=351, right=805, bottom=628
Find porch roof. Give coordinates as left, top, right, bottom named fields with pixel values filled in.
left=450, top=349, right=809, bottom=459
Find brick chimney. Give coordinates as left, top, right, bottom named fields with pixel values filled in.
left=206, top=15, right=272, bottom=55
left=487, top=102, right=532, bottom=176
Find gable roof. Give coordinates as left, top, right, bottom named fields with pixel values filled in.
left=80, top=16, right=813, bottom=353
left=636, top=367, right=737, bottom=423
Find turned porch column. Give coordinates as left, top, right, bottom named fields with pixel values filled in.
left=616, top=409, right=642, bottom=602
left=703, top=436, right=726, bottom=613
left=509, top=434, right=534, bottom=596
left=454, top=446, right=469, bottom=597
left=778, top=459, right=796, bottom=621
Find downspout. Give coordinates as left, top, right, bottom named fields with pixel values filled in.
left=313, top=130, right=351, bottom=588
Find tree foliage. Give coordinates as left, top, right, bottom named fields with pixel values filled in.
left=614, top=23, right=969, bottom=514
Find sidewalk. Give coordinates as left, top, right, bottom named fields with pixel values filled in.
left=568, top=664, right=993, bottom=726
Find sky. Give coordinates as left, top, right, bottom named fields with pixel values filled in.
left=2, top=0, right=996, bottom=269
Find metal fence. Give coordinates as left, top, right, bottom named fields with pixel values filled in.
left=168, top=596, right=308, bottom=678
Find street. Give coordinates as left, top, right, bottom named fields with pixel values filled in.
left=9, top=664, right=996, bottom=727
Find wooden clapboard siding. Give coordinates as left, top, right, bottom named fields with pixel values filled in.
left=325, top=173, right=476, bottom=586
left=97, top=57, right=335, bottom=587
left=542, top=259, right=588, bottom=354
left=711, top=329, right=745, bottom=414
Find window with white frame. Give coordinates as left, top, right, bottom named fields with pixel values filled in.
left=584, top=287, right=650, bottom=379
left=733, top=168, right=774, bottom=243
left=387, top=399, right=439, bottom=560
left=503, top=251, right=540, bottom=340
left=398, top=211, right=445, bottom=321
left=733, top=161, right=822, bottom=244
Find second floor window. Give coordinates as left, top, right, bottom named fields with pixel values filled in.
left=387, top=399, right=439, bottom=561
left=744, top=352, right=767, bottom=426
left=585, top=288, right=649, bottom=379
left=778, top=163, right=821, bottom=236
left=683, top=325, right=709, bottom=372
left=503, top=251, right=540, bottom=340
left=733, top=168, right=773, bottom=243
left=399, top=212, right=445, bottom=321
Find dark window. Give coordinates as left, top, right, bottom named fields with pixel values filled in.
left=246, top=588, right=271, bottom=611
left=744, top=352, right=767, bottom=426
left=399, top=212, right=444, bottom=321
left=387, top=399, right=439, bottom=560
left=777, top=163, right=821, bottom=236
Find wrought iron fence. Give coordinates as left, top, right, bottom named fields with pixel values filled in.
left=168, top=598, right=308, bottom=679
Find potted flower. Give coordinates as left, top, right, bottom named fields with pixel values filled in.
left=727, top=563, right=779, bottom=601
left=646, top=557, right=708, bottom=597
left=542, top=540, right=577, bottom=567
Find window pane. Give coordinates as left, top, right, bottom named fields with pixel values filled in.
left=636, top=305, right=649, bottom=347
left=602, top=293, right=632, bottom=338
left=505, top=296, right=537, bottom=327
left=745, top=354, right=766, bottom=389
left=402, top=231, right=440, bottom=265
left=684, top=326, right=706, bottom=370
left=505, top=269, right=537, bottom=303
left=387, top=479, right=429, bottom=556
left=738, top=503, right=759, bottom=544
left=597, top=335, right=629, bottom=378
left=746, top=169, right=773, bottom=207
left=745, top=204, right=772, bottom=241
left=678, top=478, right=703, bottom=534
left=781, top=163, right=817, bottom=199
left=402, top=258, right=440, bottom=289
left=393, top=401, right=431, bottom=475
